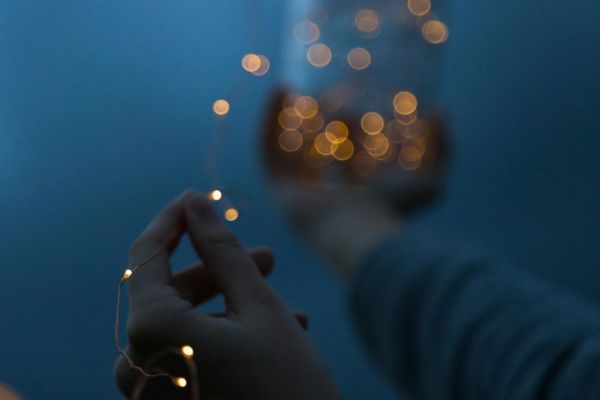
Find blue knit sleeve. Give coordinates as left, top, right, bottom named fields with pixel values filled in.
left=350, top=231, right=600, bottom=399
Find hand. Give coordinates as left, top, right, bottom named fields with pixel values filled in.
left=114, top=191, right=340, bottom=399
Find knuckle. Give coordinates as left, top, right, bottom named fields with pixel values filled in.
left=126, top=316, right=161, bottom=349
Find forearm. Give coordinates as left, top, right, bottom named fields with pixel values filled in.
left=350, top=231, right=600, bottom=399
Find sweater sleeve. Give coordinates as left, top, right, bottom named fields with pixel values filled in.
left=350, top=231, right=600, bottom=400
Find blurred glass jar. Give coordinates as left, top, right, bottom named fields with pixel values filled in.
left=264, top=0, right=450, bottom=209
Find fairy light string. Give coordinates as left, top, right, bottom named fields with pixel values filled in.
left=115, top=1, right=449, bottom=397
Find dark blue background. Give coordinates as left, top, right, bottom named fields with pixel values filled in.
left=0, top=1, right=598, bottom=398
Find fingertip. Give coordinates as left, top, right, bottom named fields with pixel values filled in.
left=185, top=192, right=219, bottom=222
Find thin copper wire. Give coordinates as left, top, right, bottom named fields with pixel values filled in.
left=114, top=250, right=171, bottom=379
left=130, top=347, right=200, bottom=400
left=115, top=249, right=199, bottom=399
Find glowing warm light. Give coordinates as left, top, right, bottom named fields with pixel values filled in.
left=301, top=112, right=324, bottom=133
left=422, top=20, right=449, bottom=44
left=333, top=139, right=355, bottom=161
left=407, top=0, right=431, bottom=16
left=174, top=377, right=188, bottom=388
left=278, top=108, right=303, bottom=130
left=355, top=9, right=380, bottom=34
left=347, top=48, right=371, bottom=71
left=224, top=208, right=239, bottom=222
left=363, top=133, right=390, bottom=157
left=314, top=132, right=338, bottom=156
left=212, top=99, right=230, bottom=116
left=208, top=190, right=222, bottom=201
left=241, top=53, right=261, bottom=73
left=393, top=91, right=418, bottom=115
left=307, top=43, right=332, bottom=68
left=361, top=112, right=385, bottom=135
left=278, top=130, right=304, bottom=152
left=294, top=96, right=319, bottom=119
left=293, top=20, right=321, bottom=44
left=352, top=151, right=378, bottom=176
left=319, top=87, right=344, bottom=113
left=181, top=345, right=194, bottom=359
left=123, top=269, right=133, bottom=280
left=324, top=121, right=349, bottom=144
left=252, top=55, right=270, bottom=76
left=399, top=148, right=422, bottom=170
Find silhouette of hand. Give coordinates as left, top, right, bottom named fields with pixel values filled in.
left=114, top=191, right=340, bottom=399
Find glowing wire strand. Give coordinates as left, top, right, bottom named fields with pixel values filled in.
left=115, top=249, right=200, bottom=399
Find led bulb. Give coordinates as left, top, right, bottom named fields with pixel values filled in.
left=181, top=345, right=194, bottom=359
left=174, top=377, right=187, bottom=388
left=123, top=269, right=133, bottom=280
left=208, top=190, right=222, bottom=201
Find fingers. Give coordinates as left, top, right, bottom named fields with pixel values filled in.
left=127, top=191, right=192, bottom=296
left=184, top=193, right=276, bottom=312
left=171, top=248, right=275, bottom=306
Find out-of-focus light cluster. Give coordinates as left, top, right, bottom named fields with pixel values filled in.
left=293, top=0, right=449, bottom=71
left=275, top=0, right=448, bottom=177
left=275, top=90, right=430, bottom=173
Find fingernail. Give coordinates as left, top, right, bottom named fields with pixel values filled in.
left=187, top=194, right=219, bottom=221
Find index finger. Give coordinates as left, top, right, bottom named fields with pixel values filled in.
left=184, top=193, right=275, bottom=312
left=127, top=190, right=193, bottom=295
